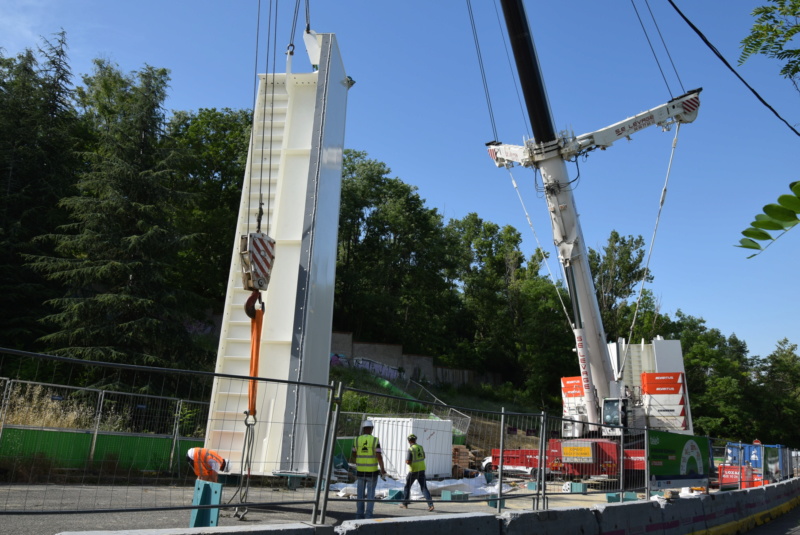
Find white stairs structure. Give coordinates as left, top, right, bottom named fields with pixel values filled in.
left=205, top=33, right=349, bottom=476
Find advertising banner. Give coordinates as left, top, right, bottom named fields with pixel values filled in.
left=648, top=430, right=710, bottom=490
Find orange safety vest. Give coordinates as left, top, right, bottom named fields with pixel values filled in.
left=191, top=448, right=225, bottom=481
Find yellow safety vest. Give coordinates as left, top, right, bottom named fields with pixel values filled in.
left=355, top=434, right=379, bottom=472
left=409, top=443, right=426, bottom=472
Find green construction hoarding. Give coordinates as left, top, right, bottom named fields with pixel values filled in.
left=648, top=430, right=710, bottom=490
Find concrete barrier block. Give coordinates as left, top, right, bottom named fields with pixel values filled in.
left=501, top=508, right=600, bottom=535
left=593, top=500, right=664, bottom=535
left=659, top=496, right=706, bottom=535
left=699, top=490, right=743, bottom=532
left=337, top=512, right=498, bottom=535
left=59, top=523, right=321, bottom=535
left=743, top=486, right=770, bottom=526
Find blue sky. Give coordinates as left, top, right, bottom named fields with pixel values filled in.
left=2, top=1, right=797, bottom=360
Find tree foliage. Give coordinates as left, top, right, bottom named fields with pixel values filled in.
left=0, top=32, right=83, bottom=350
left=737, top=2, right=800, bottom=255
left=739, top=0, right=800, bottom=91
left=1, top=33, right=799, bottom=439
left=26, top=59, right=212, bottom=388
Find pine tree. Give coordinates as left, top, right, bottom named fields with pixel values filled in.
left=27, top=60, right=212, bottom=390
left=0, top=32, right=81, bottom=351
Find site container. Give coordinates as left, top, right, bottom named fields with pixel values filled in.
left=370, top=417, right=453, bottom=479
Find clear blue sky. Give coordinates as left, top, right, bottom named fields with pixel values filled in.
left=3, top=1, right=797, bottom=360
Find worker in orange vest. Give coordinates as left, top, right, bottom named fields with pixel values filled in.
left=186, top=447, right=231, bottom=483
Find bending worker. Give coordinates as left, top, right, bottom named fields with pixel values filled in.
left=186, top=447, right=230, bottom=483
left=400, top=434, right=434, bottom=511
left=352, top=420, right=387, bottom=519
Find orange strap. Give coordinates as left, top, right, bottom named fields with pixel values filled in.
left=248, top=307, right=263, bottom=417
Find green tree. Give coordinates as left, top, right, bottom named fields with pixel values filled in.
left=740, top=0, right=800, bottom=91
left=513, top=254, right=574, bottom=409
left=447, top=213, right=525, bottom=376
left=0, top=32, right=82, bottom=351
left=166, top=107, right=250, bottom=311
left=666, top=311, right=757, bottom=439
left=750, top=339, right=800, bottom=444
left=27, top=60, right=211, bottom=389
left=588, top=231, right=651, bottom=341
left=334, top=149, right=461, bottom=358
left=737, top=2, right=800, bottom=255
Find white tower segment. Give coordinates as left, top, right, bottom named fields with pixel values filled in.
left=205, top=33, right=349, bottom=476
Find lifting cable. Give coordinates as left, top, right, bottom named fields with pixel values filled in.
left=665, top=0, right=800, bottom=139
left=467, top=0, right=498, bottom=142
left=235, top=0, right=304, bottom=518
left=470, top=0, right=573, bottom=325
left=507, top=168, right=573, bottom=325
left=630, top=0, right=685, bottom=98
left=618, top=123, right=682, bottom=377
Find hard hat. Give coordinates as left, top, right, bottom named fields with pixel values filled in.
left=362, top=420, right=374, bottom=429
left=222, top=459, right=231, bottom=472
left=407, top=434, right=417, bottom=441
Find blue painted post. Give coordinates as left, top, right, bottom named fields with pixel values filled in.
left=190, top=480, right=222, bottom=527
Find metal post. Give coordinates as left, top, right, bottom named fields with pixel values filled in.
left=497, top=407, right=506, bottom=513
left=311, top=381, right=337, bottom=524
left=88, top=390, right=105, bottom=463
left=644, top=427, right=650, bottom=497
left=619, top=423, right=625, bottom=496
left=536, top=412, right=547, bottom=510
left=0, top=379, right=12, bottom=443
left=738, top=442, right=744, bottom=489
left=318, top=382, right=343, bottom=524
left=169, top=399, right=183, bottom=473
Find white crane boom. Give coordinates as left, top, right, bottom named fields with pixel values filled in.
left=487, top=89, right=701, bottom=434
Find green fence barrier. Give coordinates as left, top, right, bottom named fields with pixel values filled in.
left=0, top=427, right=203, bottom=473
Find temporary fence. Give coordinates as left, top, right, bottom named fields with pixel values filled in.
left=0, top=346, right=797, bottom=526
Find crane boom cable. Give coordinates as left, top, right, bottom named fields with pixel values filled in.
left=507, top=168, right=573, bottom=324
left=643, top=0, right=685, bottom=94
left=246, top=0, right=264, bottom=237
left=665, top=0, right=800, bottom=138
left=619, top=122, right=682, bottom=377
left=629, top=0, right=674, bottom=98
left=467, top=0, right=499, bottom=141
left=492, top=0, right=531, bottom=139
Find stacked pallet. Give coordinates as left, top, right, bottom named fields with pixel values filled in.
left=452, top=445, right=470, bottom=477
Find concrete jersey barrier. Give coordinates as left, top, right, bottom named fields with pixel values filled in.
left=58, top=479, right=800, bottom=535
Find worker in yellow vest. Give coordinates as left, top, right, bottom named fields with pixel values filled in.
left=186, top=447, right=230, bottom=483
left=351, top=420, right=387, bottom=519
left=399, top=434, right=434, bottom=511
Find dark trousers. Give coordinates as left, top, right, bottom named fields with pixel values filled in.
left=402, top=470, right=433, bottom=507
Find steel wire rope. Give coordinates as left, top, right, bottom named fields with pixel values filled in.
left=235, top=0, right=284, bottom=515
left=643, top=0, right=685, bottom=94
left=630, top=0, right=675, bottom=98
left=506, top=167, right=573, bottom=323
left=491, top=0, right=531, bottom=140
left=666, top=0, right=800, bottom=138
left=467, top=0, right=498, bottom=141
left=617, top=123, right=682, bottom=378
left=618, top=1, right=694, bottom=374
left=470, top=0, right=574, bottom=326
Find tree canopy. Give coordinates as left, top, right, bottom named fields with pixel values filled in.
left=1, top=33, right=799, bottom=442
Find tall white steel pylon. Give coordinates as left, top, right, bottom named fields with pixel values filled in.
left=205, top=33, right=349, bottom=476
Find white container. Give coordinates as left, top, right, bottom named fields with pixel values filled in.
left=370, top=417, right=453, bottom=479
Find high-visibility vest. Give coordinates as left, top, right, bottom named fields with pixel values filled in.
left=355, top=434, right=379, bottom=472
left=408, top=443, right=426, bottom=472
left=191, top=448, right=225, bottom=479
